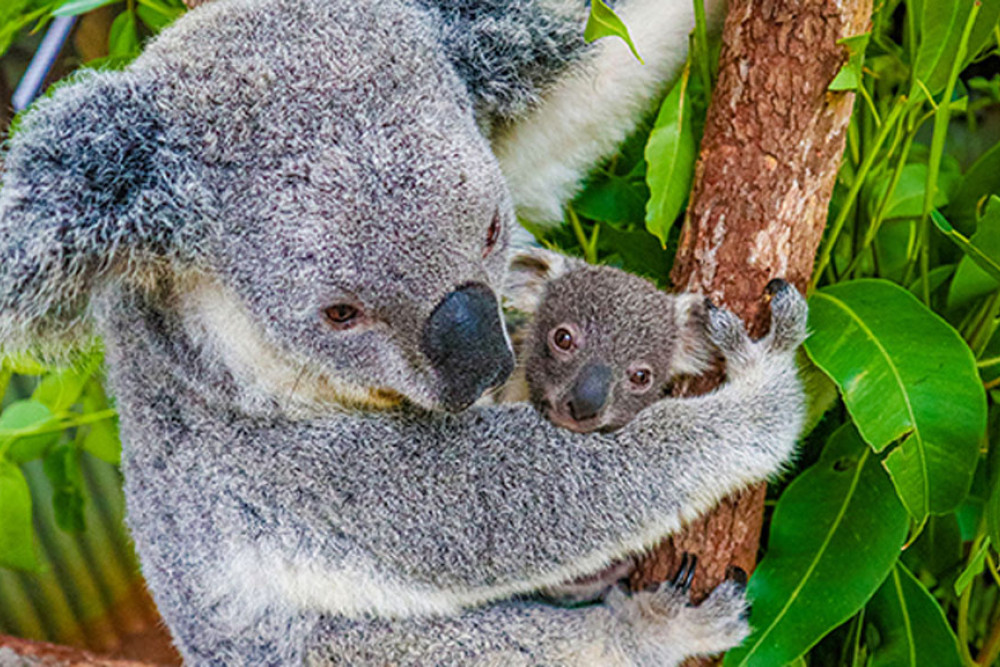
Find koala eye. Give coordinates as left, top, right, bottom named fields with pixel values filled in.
left=548, top=323, right=582, bottom=356
left=324, top=303, right=363, bottom=330
left=627, top=365, right=654, bottom=393
left=483, top=211, right=502, bottom=258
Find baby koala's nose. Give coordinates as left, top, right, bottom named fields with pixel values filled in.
left=567, top=363, right=612, bottom=422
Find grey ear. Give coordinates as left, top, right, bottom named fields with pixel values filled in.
left=0, top=69, right=210, bottom=356
left=670, top=293, right=713, bottom=377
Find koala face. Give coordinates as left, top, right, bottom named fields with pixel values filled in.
left=146, top=0, right=517, bottom=412
left=525, top=266, right=707, bottom=433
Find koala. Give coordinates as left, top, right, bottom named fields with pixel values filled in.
left=521, top=262, right=711, bottom=434
left=495, top=256, right=717, bottom=605
left=0, top=0, right=809, bottom=665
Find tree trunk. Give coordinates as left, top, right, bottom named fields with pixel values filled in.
left=630, top=0, right=871, bottom=648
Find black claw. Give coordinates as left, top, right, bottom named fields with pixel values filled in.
left=726, top=565, right=748, bottom=588
left=765, top=278, right=789, bottom=296
left=672, top=553, right=697, bottom=592
left=704, top=297, right=718, bottom=312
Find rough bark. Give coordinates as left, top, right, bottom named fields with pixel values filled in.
left=630, top=0, right=871, bottom=632
left=0, top=635, right=159, bottom=667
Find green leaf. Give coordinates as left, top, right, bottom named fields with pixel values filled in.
left=954, top=537, right=988, bottom=595
left=913, top=0, right=1000, bottom=97
left=866, top=563, right=963, bottom=667
left=644, top=65, right=695, bottom=247
left=903, top=514, right=962, bottom=578
left=0, top=460, right=38, bottom=571
left=32, top=358, right=98, bottom=414
left=933, top=208, right=1000, bottom=284
left=870, top=163, right=949, bottom=220
left=108, top=9, right=139, bottom=58
left=583, top=0, right=643, bottom=64
left=52, top=0, right=118, bottom=16
left=723, top=424, right=909, bottom=667
left=805, top=279, right=986, bottom=519
left=43, top=445, right=86, bottom=533
left=80, top=383, right=120, bottom=465
left=2, top=352, right=48, bottom=376
left=950, top=142, right=1000, bottom=233
left=136, top=0, right=183, bottom=32
left=573, top=173, right=649, bottom=226
left=947, top=197, right=1000, bottom=308
left=0, top=400, right=59, bottom=464
left=829, top=33, right=871, bottom=91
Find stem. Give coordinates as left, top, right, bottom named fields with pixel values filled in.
left=843, top=114, right=914, bottom=278
left=915, top=3, right=981, bottom=303
left=567, top=206, right=596, bottom=264
left=0, top=409, right=118, bottom=458
left=811, top=101, right=905, bottom=290
left=692, top=0, right=713, bottom=100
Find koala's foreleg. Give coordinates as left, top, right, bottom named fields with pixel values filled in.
left=305, top=579, right=749, bottom=667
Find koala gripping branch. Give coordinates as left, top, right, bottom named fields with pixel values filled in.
left=630, top=0, right=872, bottom=645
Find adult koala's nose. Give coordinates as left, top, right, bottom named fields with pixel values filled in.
left=422, top=283, right=514, bottom=412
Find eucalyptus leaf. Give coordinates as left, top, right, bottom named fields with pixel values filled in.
left=108, top=9, right=139, bottom=58
left=913, top=0, right=1000, bottom=97
left=829, top=33, right=871, bottom=91
left=32, top=357, right=99, bottom=414
left=644, top=65, right=695, bottom=247
left=947, top=197, right=1000, bottom=308
left=0, top=400, right=59, bottom=464
left=723, top=424, right=909, bottom=667
left=950, top=142, right=1000, bottom=233
left=866, top=563, right=963, bottom=667
left=583, top=0, right=642, bottom=63
left=805, top=279, right=986, bottom=519
left=933, top=208, right=1000, bottom=285
left=953, top=537, right=988, bottom=595
left=52, top=0, right=118, bottom=17
left=0, top=460, right=37, bottom=571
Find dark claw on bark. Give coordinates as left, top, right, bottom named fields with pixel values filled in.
left=725, top=565, right=748, bottom=587
left=672, top=553, right=697, bottom=593
left=765, top=278, right=790, bottom=296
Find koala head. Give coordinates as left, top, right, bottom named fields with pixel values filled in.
left=524, top=266, right=711, bottom=433
left=0, top=0, right=517, bottom=414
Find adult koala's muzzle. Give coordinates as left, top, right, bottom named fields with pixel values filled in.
left=422, top=283, right=514, bottom=412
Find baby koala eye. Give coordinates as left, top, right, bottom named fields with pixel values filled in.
left=548, top=323, right=582, bottom=356
left=627, top=364, right=654, bottom=393
left=483, top=211, right=502, bottom=258
left=324, top=303, right=363, bottom=330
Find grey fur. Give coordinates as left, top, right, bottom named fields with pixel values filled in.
left=0, top=0, right=803, bottom=664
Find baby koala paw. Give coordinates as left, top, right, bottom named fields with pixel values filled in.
left=705, top=279, right=808, bottom=378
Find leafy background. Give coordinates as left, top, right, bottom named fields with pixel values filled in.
left=1, top=0, right=1000, bottom=664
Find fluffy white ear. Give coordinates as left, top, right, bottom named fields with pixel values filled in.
left=670, top=293, right=713, bottom=377
left=0, top=69, right=212, bottom=357
left=501, top=243, right=585, bottom=316
left=494, top=0, right=725, bottom=225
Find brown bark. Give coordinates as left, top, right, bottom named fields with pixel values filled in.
left=630, top=0, right=871, bottom=635
left=0, top=635, right=160, bottom=666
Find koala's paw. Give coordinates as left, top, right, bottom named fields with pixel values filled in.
left=764, top=279, right=808, bottom=353
left=706, top=279, right=807, bottom=377
left=607, top=558, right=750, bottom=666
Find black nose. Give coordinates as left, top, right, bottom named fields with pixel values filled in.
left=567, top=363, right=611, bottom=422
left=422, top=283, right=515, bottom=412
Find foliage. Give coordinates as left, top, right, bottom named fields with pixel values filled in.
left=1, top=0, right=1000, bottom=663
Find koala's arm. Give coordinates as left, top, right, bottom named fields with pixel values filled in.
left=305, top=582, right=749, bottom=667
left=258, top=286, right=806, bottom=612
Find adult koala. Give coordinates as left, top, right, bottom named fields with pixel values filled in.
left=0, top=0, right=807, bottom=664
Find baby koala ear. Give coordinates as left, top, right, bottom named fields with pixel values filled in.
left=0, top=69, right=212, bottom=357
left=501, top=241, right=585, bottom=315
left=669, top=293, right=714, bottom=377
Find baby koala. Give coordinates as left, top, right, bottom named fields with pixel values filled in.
left=500, top=251, right=718, bottom=604
left=503, top=255, right=712, bottom=435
